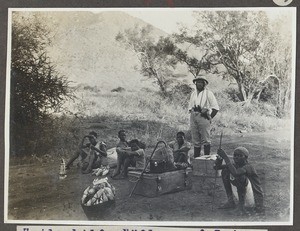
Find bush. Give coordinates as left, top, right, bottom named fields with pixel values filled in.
left=83, top=85, right=101, bottom=93
left=111, top=87, right=126, bottom=93
left=212, top=90, right=281, bottom=134
left=10, top=13, right=72, bottom=158
left=167, top=83, right=193, bottom=109
left=223, top=86, right=242, bottom=102
left=12, top=85, right=288, bottom=161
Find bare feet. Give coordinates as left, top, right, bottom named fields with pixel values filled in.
left=218, top=201, right=236, bottom=209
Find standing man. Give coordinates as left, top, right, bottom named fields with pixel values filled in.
left=189, top=75, right=219, bottom=157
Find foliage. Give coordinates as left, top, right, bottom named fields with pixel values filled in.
left=111, top=87, right=126, bottom=93
left=167, top=82, right=193, bottom=109
left=116, top=25, right=177, bottom=95
left=176, top=11, right=293, bottom=112
left=224, top=87, right=242, bottom=102
left=10, top=12, right=72, bottom=156
left=67, top=86, right=287, bottom=142
left=171, top=32, right=215, bottom=77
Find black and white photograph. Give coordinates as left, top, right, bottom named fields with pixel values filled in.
left=4, top=7, right=296, bottom=227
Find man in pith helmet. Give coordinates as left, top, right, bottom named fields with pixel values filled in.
left=188, top=75, right=219, bottom=157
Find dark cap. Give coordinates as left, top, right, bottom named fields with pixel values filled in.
left=234, top=147, right=249, bottom=157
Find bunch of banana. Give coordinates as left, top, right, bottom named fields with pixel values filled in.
left=81, top=178, right=116, bottom=206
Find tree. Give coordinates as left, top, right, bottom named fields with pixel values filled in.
left=172, top=31, right=214, bottom=77
left=116, top=25, right=177, bottom=95
left=10, top=12, right=71, bottom=156
left=177, top=11, right=291, bottom=106
left=263, top=14, right=293, bottom=116
left=201, top=11, right=273, bottom=103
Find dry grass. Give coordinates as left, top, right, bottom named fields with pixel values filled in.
left=66, top=87, right=289, bottom=136
left=21, top=86, right=290, bottom=159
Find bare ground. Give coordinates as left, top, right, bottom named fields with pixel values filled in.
left=7, top=128, right=291, bottom=224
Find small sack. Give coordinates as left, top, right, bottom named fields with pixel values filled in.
left=152, top=146, right=176, bottom=172
left=150, top=159, right=167, bottom=173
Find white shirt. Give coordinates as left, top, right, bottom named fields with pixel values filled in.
left=188, top=88, right=219, bottom=111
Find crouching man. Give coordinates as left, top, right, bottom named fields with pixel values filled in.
left=168, top=131, right=191, bottom=169
left=66, top=131, right=107, bottom=174
left=113, top=139, right=145, bottom=179
left=215, top=147, right=264, bottom=214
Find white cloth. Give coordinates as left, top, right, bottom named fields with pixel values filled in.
left=188, top=88, right=219, bottom=112
left=231, top=180, right=255, bottom=207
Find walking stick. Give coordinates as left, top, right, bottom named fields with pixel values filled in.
left=129, top=140, right=167, bottom=198
left=211, top=131, right=223, bottom=211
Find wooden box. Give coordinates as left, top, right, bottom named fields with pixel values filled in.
left=192, top=155, right=221, bottom=177
left=128, top=168, right=192, bottom=197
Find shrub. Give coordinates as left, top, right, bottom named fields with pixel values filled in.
left=111, top=87, right=126, bottom=93
left=14, top=85, right=288, bottom=160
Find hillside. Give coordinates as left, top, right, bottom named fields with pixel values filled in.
left=40, top=11, right=171, bottom=91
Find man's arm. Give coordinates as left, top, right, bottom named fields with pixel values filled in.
left=124, top=150, right=140, bottom=157
left=208, top=91, right=219, bottom=118
left=211, top=109, right=218, bottom=118
left=80, top=135, right=91, bottom=149
left=116, top=146, right=131, bottom=155
left=213, top=164, right=227, bottom=170
left=82, top=151, right=96, bottom=174
left=213, top=156, right=227, bottom=170
left=188, top=91, right=196, bottom=112
left=124, top=149, right=144, bottom=157
left=217, top=149, right=246, bottom=176
left=91, top=143, right=107, bottom=157
left=173, top=143, right=191, bottom=154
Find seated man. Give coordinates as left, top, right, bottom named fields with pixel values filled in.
left=66, top=131, right=107, bottom=174
left=215, top=147, right=264, bottom=214
left=168, top=131, right=191, bottom=169
left=114, top=139, right=145, bottom=179
left=111, top=130, right=130, bottom=178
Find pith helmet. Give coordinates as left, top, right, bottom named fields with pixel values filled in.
left=193, top=75, right=209, bottom=85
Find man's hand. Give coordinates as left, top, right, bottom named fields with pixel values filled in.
left=214, top=155, right=223, bottom=167
left=217, top=148, right=227, bottom=159
left=82, top=168, right=91, bottom=174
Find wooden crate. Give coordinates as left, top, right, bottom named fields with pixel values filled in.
left=128, top=168, right=192, bottom=197
left=192, top=155, right=221, bottom=178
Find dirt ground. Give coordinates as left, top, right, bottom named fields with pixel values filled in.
left=7, top=128, right=291, bottom=224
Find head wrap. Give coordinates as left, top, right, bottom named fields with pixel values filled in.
left=234, top=147, right=249, bottom=157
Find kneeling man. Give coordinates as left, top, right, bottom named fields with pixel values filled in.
left=215, top=147, right=264, bottom=214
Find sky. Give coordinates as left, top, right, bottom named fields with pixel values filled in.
left=126, top=10, right=197, bottom=34
left=13, top=7, right=295, bottom=34
left=125, top=7, right=294, bottom=34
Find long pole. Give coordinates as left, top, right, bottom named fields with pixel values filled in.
left=211, top=131, right=223, bottom=211
left=129, top=141, right=166, bottom=197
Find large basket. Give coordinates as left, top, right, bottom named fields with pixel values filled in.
left=81, top=199, right=115, bottom=220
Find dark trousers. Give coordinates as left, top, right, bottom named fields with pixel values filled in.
left=66, top=149, right=88, bottom=168
left=114, top=151, right=125, bottom=175
left=114, top=151, right=136, bottom=176
left=81, top=151, right=102, bottom=172
left=122, top=156, right=136, bottom=176
left=174, top=152, right=187, bottom=163
left=221, top=168, right=248, bottom=208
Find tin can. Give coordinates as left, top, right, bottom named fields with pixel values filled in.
left=59, top=158, right=67, bottom=179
